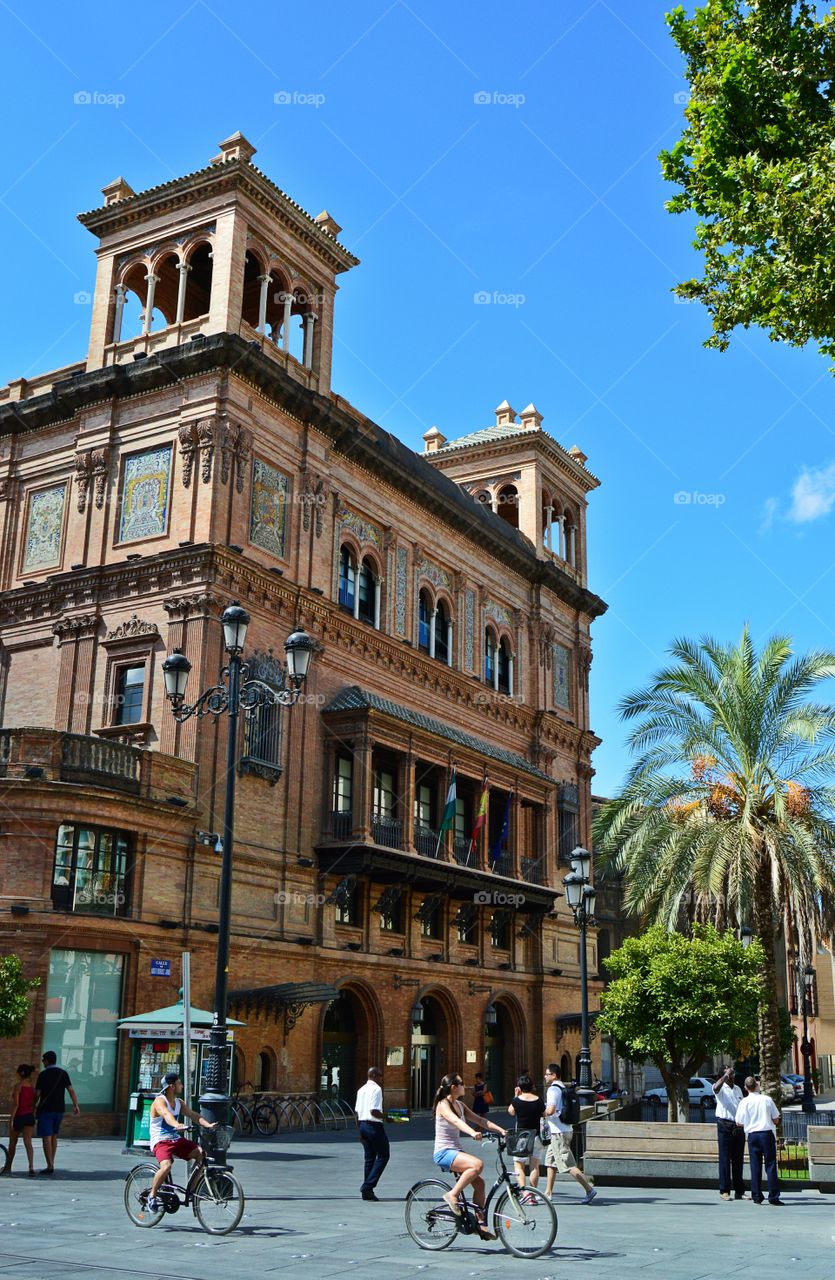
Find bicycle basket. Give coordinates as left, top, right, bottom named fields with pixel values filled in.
left=206, top=1124, right=234, bottom=1154
left=507, top=1128, right=537, bottom=1158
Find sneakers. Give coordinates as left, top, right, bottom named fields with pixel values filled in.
left=581, top=1189, right=598, bottom=1204
left=146, top=1196, right=162, bottom=1211
left=720, top=1192, right=730, bottom=1200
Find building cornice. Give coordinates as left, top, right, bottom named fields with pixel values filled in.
left=429, top=429, right=600, bottom=492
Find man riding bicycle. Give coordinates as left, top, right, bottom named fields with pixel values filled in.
left=147, top=1070, right=216, bottom=1210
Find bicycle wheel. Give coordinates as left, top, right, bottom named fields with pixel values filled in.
left=405, top=1179, right=458, bottom=1251
left=231, top=1101, right=253, bottom=1138
left=192, top=1167, right=245, bottom=1235
left=491, top=1186, right=557, bottom=1259
left=253, top=1100, right=278, bottom=1136
left=124, top=1163, right=165, bottom=1228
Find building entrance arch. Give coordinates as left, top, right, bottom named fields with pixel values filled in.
left=411, top=993, right=452, bottom=1110
left=320, top=983, right=381, bottom=1104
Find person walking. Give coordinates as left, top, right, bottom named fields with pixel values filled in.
left=542, top=1063, right=596, bottom=1203
left=1, top=1064, right=37, bottom=1176
left=735, top=1076, right=781, bottom=1206
left=34, top=1051, right=80, bottom=1175
left=355, top=1067, right=389, bottom=1201
left=507, top=1073, right=546, bottom=1192
left=713, top=1065, right=746, bottom=1200
left=432, top=1072, right=506, bottom=1239
left=471, top=1071, right=490, bottom=1118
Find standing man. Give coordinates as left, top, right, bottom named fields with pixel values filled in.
left=35, top=1050, right=80, bottom=1175
left=735, top=1076, right=782, bottom=1206
left=713, top=1065, right=746, bottom=1200
left=355, top=1066, right=389, bottom=1201
left=542, top=1063, right=596, bottom=1203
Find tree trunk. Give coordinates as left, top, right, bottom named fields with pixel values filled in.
left=753, top=857, right=783, bottom=1111
left=658, top=1064, right=689, bottom=1123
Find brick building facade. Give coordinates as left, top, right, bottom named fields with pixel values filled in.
left=0, top=134, right=606, bottom=1131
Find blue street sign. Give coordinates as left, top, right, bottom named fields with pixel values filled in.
left=150, top=959, right=171, bottom=977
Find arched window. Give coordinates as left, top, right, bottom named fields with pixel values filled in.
left=546, top=500, right=564, bottom=557
left=338, top=545, right=356, bottom=614
left=473, top=489, right=491, bottom=509
left=434, top=599, right=452, bottom=665
left=484, top=628, right=497, bottom=686
left=148, top=253, right=179, bottom=331
left=497, top=637, right=513, bottom=695
left=181, top=242, right=213, bottom=322
left=497, top=485, right=519, bottom=530
left=564, top=513, right=577, bottom=567
left=357, top=556, right=378, bottom=627
left=418, top=589, right=432, bottom=654
left=241, top=251, right=268, bottom=330
left=541, top=491, right=552, bottom=549
left=116, top=263, right=152, bottom=342
left=256, top=1049, right=273, bottom=1091
left=560, top=1053, right=572, bottom=1082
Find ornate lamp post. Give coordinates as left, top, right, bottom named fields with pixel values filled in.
left=563, top=846, right=597, bottom=1107
left=801, top=964, right=817, bottom=1115
left=162, top=601, right=315, bottom=1136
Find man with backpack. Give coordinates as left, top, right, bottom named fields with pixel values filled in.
left=542, top=1063, right=597, bottom=1202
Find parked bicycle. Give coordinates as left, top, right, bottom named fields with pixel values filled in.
left=230, top=1081, right=255, bottom=1137
left=405, top=1134, right=557, bottom=1258
left=124, top=1124, right=244, bottom=1235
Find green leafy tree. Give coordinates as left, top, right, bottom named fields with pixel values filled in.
left=593, top=629, right=835, bottom=1108
left=599, top=925, right=763, bottom=1121
left=0, top=954, right=40, bottom=1039
left=660, top=1, right=835, bottom=362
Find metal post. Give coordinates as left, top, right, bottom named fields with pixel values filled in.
left=199, top=651, right=240, bottom=1134
left=577, top=904, right=594, bottom=1101
left=801, top=972, right=816, bottom=1115
left=181, top=952, right=192, bottom=1110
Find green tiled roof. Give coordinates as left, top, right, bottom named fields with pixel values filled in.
left=437, top=424, right=532, bottom=451
left=323, top=685, right=553, bottom=782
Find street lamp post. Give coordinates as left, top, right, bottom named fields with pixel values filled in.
left=162, top=601, right=315, bottom=1137
left=563, top=846, right=597, bottom=1108
left=801, top=965, right=817, bottom=1116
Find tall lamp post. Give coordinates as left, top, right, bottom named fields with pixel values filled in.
left=162, top=601, right=315, bottom=1136
left=801, top=964, right=817, bottom=1115
left=563, top=846, right=597, bottom=1108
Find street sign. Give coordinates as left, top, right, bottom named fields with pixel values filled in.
left=150, top=959, right=171, bottom=977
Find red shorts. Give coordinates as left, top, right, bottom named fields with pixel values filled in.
left=153, top=1137, right=199, bottom=1163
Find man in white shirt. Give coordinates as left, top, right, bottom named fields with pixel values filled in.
left=713, top=1065, right=746, bottom=1199
left=542, top=1063, right=596, bottom=1203
left=735, top=1076, right=781, bottom=1205
left=354, top=1066, right=389, bottom=1201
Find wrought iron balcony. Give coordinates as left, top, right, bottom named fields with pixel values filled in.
left=371, top=813, right=403, bottom=849
left=521, top=856, right=546, bottom=885
left=331, top=810, right=353, bottom=840
left=452, top=836, right=475, bottom=866
left=490, top=852, right=514, bottom=878
left=414, top=825, right=441, bottom=859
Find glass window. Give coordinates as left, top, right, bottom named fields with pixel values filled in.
left=51, top=824, right=131, bottom=916
left=497, top=639, right=511, bottom=695
left=335, top=882, right=360, bottom=927
left=373, top=769, right=395, bottom=818
left=415, top=784, right=433, bottom=830
left=454, top=798, right=467, bottom=840
left=338, top=545, right=356, bottom=613
left=457, top=908, right=477, bottom=945
left=419, top=900, right=442, bottom=939
left=333, top=756, right=353, bottom=811
left=43, top=949, right=124, bottom=1110
left=357, top=558, right=376, bottom=625
left=484, top=630, right=496, bottom=684
left=114, top=664, right=144, bottom=725
left=380, top=898, right=402, bottom=932
left=435, top=602, right=450, bottom=664
left=490, top=912, right=510, bottom=949
left=418, top=591, right=431, bottom=653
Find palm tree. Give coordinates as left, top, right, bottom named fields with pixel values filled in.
left=593, top=629, right=835, bottom=1106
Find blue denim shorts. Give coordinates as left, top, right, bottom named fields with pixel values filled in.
left=433, top=1147, right=460, bottom=1172
left=36, top=1112, right=63, bottom=1137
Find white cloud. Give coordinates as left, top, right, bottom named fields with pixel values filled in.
left=789, top=462, right=835, bottom=524
left=759, top=496, right=778, bottom=533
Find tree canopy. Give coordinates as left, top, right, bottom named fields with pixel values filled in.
left=0, top=953, right=40, bottom=1040
left=661, top=0, right=835, bottom=362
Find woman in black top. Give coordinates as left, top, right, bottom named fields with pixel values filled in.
left=507, top=1074, right=546, bottom=1191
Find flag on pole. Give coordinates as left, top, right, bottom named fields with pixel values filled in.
left=435, top=770, right=457, bottom=857
left=490, top=788, right=512, bottom=867
left=469, top=777, right=490, bottom=860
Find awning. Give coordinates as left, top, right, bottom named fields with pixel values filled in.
left=228, top=981, right=340, bottom=1037
left=118, top=1002, right=245, bottom=1028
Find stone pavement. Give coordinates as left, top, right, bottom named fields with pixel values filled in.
left=0, top=1118, right=832, bottom=1280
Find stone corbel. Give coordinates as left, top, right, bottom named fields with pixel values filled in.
left=74, top=451, right=92, bottom=513
left=302, top=471, right=329, bottom=536
left=234, top=428, right=252, bottom=494
left=178, top=422, right=198, bottom=488
left=196, top=418, right=216, bottom=484
left=92, top=447, right=109, bottom=509
left=52, top=614, right=99, bottom=644
left=219, top=418, right=240, bottom=486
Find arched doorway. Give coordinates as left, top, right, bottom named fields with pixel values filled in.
left=484, top=998, right=524, bottom=1103
left=411, top=994, right=451, bottom=1110
left=560, top=1052, right=572, bottom=1082
left=321, top=992, right=358, bottom=1102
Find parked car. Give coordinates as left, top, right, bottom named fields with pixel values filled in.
left=642, top=1076, right=717, bottom=1108
left=782, top=1073, right=804, bottom=1100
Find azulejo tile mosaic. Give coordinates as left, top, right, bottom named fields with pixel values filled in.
left=22, top=482, right=66, bottom=573
left=119, top=446, right=172, bottom=543
left=250, top=458, right=289, bottom=558
left=553, top=642, right=571, bottom=710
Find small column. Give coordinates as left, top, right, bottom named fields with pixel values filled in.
left=303, top=312, right=316, bottom=368
left=281, top=292, right=293, bottom=351
left=401, top=748, right=416, bottom=853
left=447, top=619, right=454, bottom=667
left=257, top=273, right=272, bottom=334
left=353, top=566, right=361, bottom=621
left=508, top=653, right=514, bottom=696
left=429, top=608, right=436, bottom=659
left=511, top=788, right=522, bottom=879
left=567, top=525, right=576, bottom=567
left=558, top=517, right=566, bottom=561
left=175, top=262, right=191, bottom=324
left=373, top=574, right=381, bottom=630
left=493, top=649, right=500, bottom=692
left=112, top=284, right=126, bottom=344
left=142, top=273, right=159, bottom=336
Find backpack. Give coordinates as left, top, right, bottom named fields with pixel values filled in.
left=558, top=1083, right=580, bottom=1127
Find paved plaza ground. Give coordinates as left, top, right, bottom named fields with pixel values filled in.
left=0, top=1118, right=832, bottom=1280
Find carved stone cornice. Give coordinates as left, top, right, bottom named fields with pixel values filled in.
left=163, top=590, right=223, bottom=621
left=52, top=613, right=99, bottom=643
left=103, top=613, right=160, bottom=645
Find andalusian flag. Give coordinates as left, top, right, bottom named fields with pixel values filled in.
left=469, top=778, right=489, bottom=859
left=434, top=771, right=457, bottom=857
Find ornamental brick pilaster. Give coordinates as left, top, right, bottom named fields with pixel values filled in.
left=52, top=614, right=99, bottom=732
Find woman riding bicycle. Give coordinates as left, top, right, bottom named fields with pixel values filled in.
left=432, top=1072, right=506, bottom=1239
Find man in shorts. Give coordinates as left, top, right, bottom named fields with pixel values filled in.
left=147, top=1070, right=216, bottom=1210
left=542, top=1063, right=596, bottom=1203
left=35, top=1050, right=80, bottom=1175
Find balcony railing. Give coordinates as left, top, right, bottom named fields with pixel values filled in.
left=0, top=729, right=11, bottom=777
left=521, top=856, right=546, bottom=885
left=452, top=836, right=475, bottom=867
left=372, top=814, right=403, bottom=849
left=331, top=810, right=353, bottom=840
left=490, top=852, right=514, bottom=877
left=414, top=825, right=441, bottom=859
left=61, top=733, right=141, bottom=793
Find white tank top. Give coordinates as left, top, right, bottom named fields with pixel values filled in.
left=149, top=1093, right=181, bottom=1146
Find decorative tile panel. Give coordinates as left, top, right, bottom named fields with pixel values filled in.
left=417, top=557, right=452, bottom=594
left=553, top=643, right=571, bottom=710
left=485, top=599, right=513, bottom=632
left=337, top=504, right=382, bottom=548
left=22, top=483, right=66, bottom=573
left=119, top=446, right=172, bottom=543
left=395, top=547, right=408, bottom=636
left=249, top=459, right=289, bottom=559
left=464, top=590, right=475, bottom=671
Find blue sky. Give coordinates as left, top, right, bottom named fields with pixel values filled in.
left=2, top=1, right=834, bottom=795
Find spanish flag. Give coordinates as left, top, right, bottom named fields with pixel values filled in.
left=469, top=778, right=489, bottom=859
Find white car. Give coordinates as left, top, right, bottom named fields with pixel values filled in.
left=643, top=1076, right=717, bottom=1108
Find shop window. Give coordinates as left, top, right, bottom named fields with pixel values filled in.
left=52, top=823, right=131, bottom=916
left=43, top=949, right=124, bottom=1110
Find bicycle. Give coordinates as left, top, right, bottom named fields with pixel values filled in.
left=230, top=1081, right=255, bottom=1137
left=405, top=1133, right=557, bottom=1259
left=124, top=1124, right=244, bottom=1235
